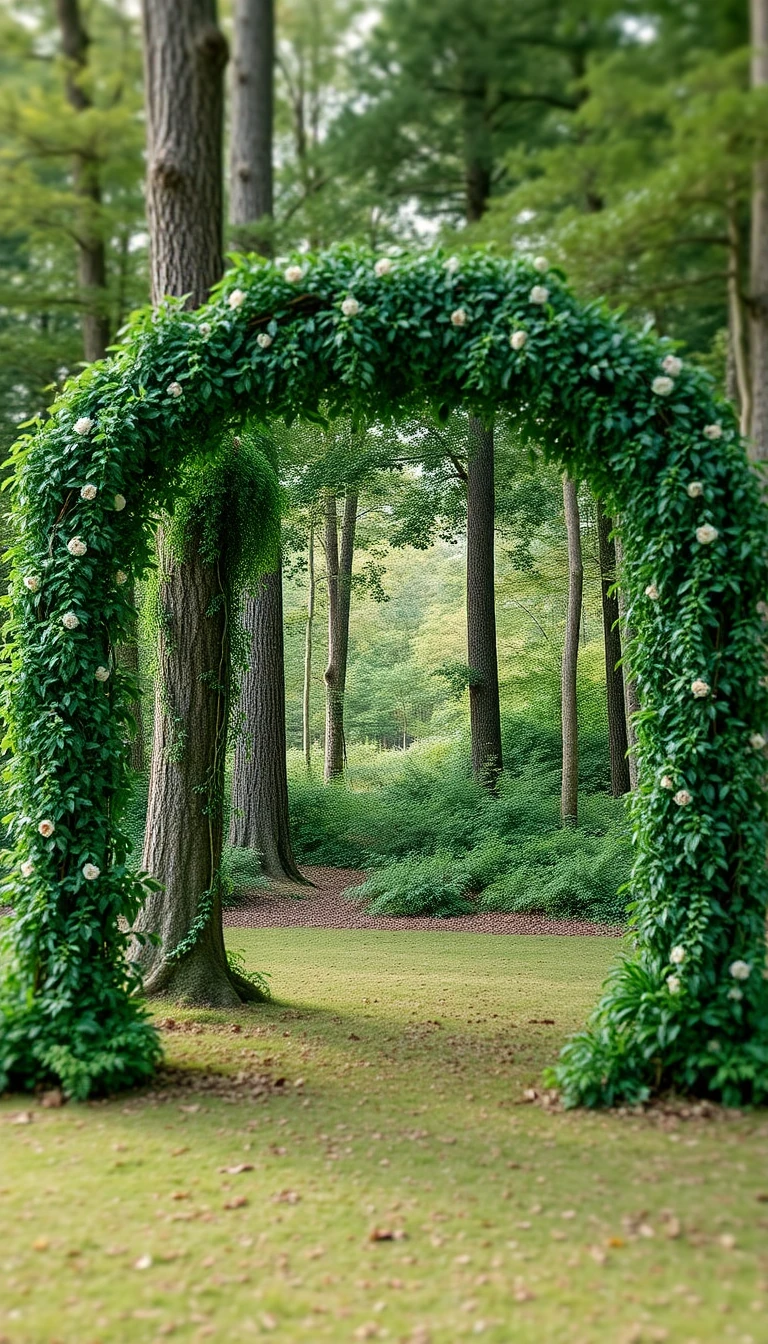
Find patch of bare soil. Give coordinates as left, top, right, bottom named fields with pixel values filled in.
left=223, top=866, right=623, bottom=937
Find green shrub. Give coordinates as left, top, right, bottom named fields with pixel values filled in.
left=220, top=847, right=267, bottom=907
left=354, top=851, right=475, bottom=917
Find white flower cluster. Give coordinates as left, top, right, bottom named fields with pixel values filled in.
left=116, top=570, right=128, bottom=586
left=696, top=524, right=718, bottom=545
left=730, top=959, right=751, bottom=980
left=670, top=945, right=686, bottom=964
left=703, top=423, right=722, bottom=440
left=24, top=576, right=39, bottom=593
left=73, top=417, right=93, bottom=436
left=284, top=265, right=303, bottom=284
left=341, top=296, right=360, bottom=317
left=749, top=732, right=766, bottom=750
left=167, top=382, right=183, bottom=399
left=510, top=330, right=527, bottom=351
left=529, top=286, right=549, bottom=305
left=375, top=257, right=394, bottom=277
left=256, top=332, right=273, bottom=349
left=62, top=611, right=80, bottom=630
left=666, top=974, right=681, bottom=994
left=645, top=583, right=659, bottom=600
left=444, top=256, right=460, bottom=275
left=533, top=256, right=549, bottom=273
left=661, top=354, right=683, bottom=377
left=67, top=536, right=87, bottom=557
left=691, top=679, right=709, bottom=698
left=38, top=819, right=55, bottom=838
left=660, top=775, right=674, bottom=790
left=652, top=376, right=675, bottom=397
left=94, top=666, right=110, bottom=682
left=228, top=289, right=246, bottom=309
left=82, top=863, right=100, bottom=881
left=114, top=494, right=126, bottom=512
left=673, top=789, right=692, bottom=807
left=686, top=481, right=703, bottom=499
left=21, top=859, right=34, bottom=878
left=450, top=308, right=467, bottom=327
left=80, top=484, right=98, bottom=501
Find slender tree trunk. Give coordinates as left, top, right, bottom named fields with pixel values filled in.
left=727, top=188, right=751, bottom=433
left=324, top=488, right=357, bottom=781
left=750, top=0, right=768, bottom=458
left=613, top=534, right=639, bottom=791
left=229, top=0, right=273, bottom=250
left=303, top=520, right=315, bottom=769
left=561, top=476, right=583, bottom=825
left=466, top=418, right=503, bottom=787
left=136, top=0, right=251, bottom=1004
left=229, top=563, right=304, bottom=882
left=595, top=501, right=630, bottom=797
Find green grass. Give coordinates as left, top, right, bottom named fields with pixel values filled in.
left=1, top=929, right=767, bottom=1343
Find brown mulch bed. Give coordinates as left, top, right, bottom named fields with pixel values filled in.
left=223, top=866, right=623, bottom=937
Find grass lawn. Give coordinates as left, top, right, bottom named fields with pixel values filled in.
left=1, top=928, right=767, bottom=1344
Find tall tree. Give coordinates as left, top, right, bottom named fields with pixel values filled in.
left=595, top=500, right=629, bottom=796
left=135, top=0, right=260, bottom=1004
left=303, top=515, right=316, bottom=768
left=226, top=0, right=304, bottom=883
left=466, top=419, right=503, bottom=784
left=324, top=487, right=358, bottom=779
left=750, top=0, right=768, bottom=459
left=561, top=475, right=583, bottom=825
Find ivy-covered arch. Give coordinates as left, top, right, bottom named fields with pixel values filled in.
left=3, top=246, right=768, bottom=1104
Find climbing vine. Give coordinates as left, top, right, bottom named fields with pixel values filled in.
left=1, top=245, right=767, bottom=1103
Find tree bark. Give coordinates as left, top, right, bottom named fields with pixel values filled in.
left=303, top=519, right=315, bottom=769
left=727, top=187, right=751, bottom=433
left=613, top=534, right=639, bottom=791
left=229, top=0, right=274, bottom=249
left=595, top=500, right=630, bottom=797
left=750, top=0, right=768, bottom=458
left=466, top=418, right=503, bottom=787
left=229, top=563, right=304, bottom=882
left=324, top=488, right=357, bottom=781
left=137, top=0, right=250, bottom=1004
left=561, top=475, right=583, bottom=825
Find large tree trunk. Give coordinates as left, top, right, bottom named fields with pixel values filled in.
left=324, top=488, right=357, bottom=781
left=595, top=500, right=630, bottom=797
left=750, top=0, right=768, bottom=458
left=561, top=475, right=583, bottom=825
left=229, top=563, right=304, bottom=882
left=466, top=418, right=503, bottom=787
left=136, top=0, right=248, bottom=1004
left=303, top=519, right=315, bottom=769
left=229, top=0, right=273, bottom=249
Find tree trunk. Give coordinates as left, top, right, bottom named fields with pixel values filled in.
left=727, top=187, right=751, bottom=433
left=613, top=534, right=639, bottom=791
left=229, top=563, right=305, bottom=882
left=595, top=500, right=630, bottom=797
left=137, top=0, right=249, bottom=1004
left=324, top=488, right=357, bottom=781
left=561, top=475, right=583, bottom=825
left=303, top=520, right=315, bottom=769
left=466, top=418, right=503, bottom=787
left=229, top=0, right=273, bottom=249
left=750, top=0, right=768, bottom=458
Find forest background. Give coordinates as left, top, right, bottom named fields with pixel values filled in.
left=0, top=0, right=760, bottom=927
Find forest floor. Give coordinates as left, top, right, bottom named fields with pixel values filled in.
left=1, top=928, right=766, bottom=1344
left=223, top=867, right=623, bottom=936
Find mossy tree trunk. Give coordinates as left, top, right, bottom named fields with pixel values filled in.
left=595, top=500, right=630, bottom=797
left=324, top=488, right=357, bottom=781
left=466, top=418, right=502, bottom=787
left=561, top=475, right=583, bottom=825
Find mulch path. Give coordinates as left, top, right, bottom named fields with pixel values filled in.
left=223, top=866, right=623, bottom=937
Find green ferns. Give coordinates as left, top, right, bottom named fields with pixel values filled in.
left=2, top=246, right=767, bottom=1105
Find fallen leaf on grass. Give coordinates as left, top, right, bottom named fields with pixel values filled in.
left=179, top=1105, right=200, bottom=1114
left=369, top=1228, right=406, bottom=1242
left=219, top=1163, right=254, bottom=1175
left=305, top=1245, right=326, bottom=1259
left=719, top=1232, right=737, bottom=1250
left=223, top=1196, right=248, bottom=1210
left=32, top=1237, right=49, bottom=1251
left=273, top=1189, right=301, bottom=1204
left=134, top=1254, right=153, bottom=1270
left=170, top=1191, right=190, bottom=1201
left=513, top=1288, right=535, bottom=1303
left=437, top=1136, right=456, bottom=1145
left=607, top=1237, right=625, bottom=1248
left=260, top=1313, right=277, bottom=1331
left=756, top=1193, right=768, bottom=1203
left=353, top=1326, right=380, bottom=1341
left=10, top=1111, right=32, bottom=1125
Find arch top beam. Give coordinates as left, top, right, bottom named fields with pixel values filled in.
left=3, top=245, right=768, bottom=1104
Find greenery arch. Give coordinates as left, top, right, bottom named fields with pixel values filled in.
left=3, top=246, right=768, bottom=1105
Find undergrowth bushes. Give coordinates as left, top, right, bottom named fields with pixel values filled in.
left=288, top=712, right=630, bottom=922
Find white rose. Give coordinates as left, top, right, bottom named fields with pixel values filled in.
left=38, top=819, right=55, bottom=838
left=82, top=863, right=100, bottom=881
left=73, top=417, right=93, bottom=435
left=62, top=611, right=80, bottom=630
left=284, top=265, right=303, bottom=283
left=666, top=975, right=681, bottom=994
left=256, top=332, right=273, bottom=349
left=529, top=286, right=549, bottom=305
left=444, top=256, right=460, bottom=274
left=691, top=679, right=709, bottom=698
left=533, top=256, right=549, bottom=273
left=115, top=570, right=128, bottom=586
left=200, top=322, right=211, bottom=336
left=696, top=524, right=718, bottom=545
left=645, top=584, right=659, bottom=600
left=80, top=484, right=98, bottom=501
left=228, top=289, right=246, bottom=309
left=67, top=537, right=87, bottom=557
left=113, top=494, right=126, bottom=512
left=23, top=576, right=39, bottom=593
left=662, top=354, right=683, bottom=377
left=450, top=308, right=468, bottom=327
left=20, top=859, right=34, bottom=878
left=660, top=775, right=674, bottom=790
left=703, top=423, right=723, bottom=440
left=167, top=382, right=183, bottom=398
left=341, top=296, right=360, bottom=317
left=670, top=945, right=686, bottom=965
left=374, top=257, right=394, bottom=277
left=749, top=732, right=766, bottom=750
left=510, top=330, right=527, bottom=351
left=729, top=959, right=751, bottom=980
left=686, top=481, right=703, bottom=499
left=728, top=986, right=743, bottom=1001
left=673, top=789, right=692, bottom=807
left=94, top=665, right=110, bottom=682
left=652, top=376, right=674, bottom=396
